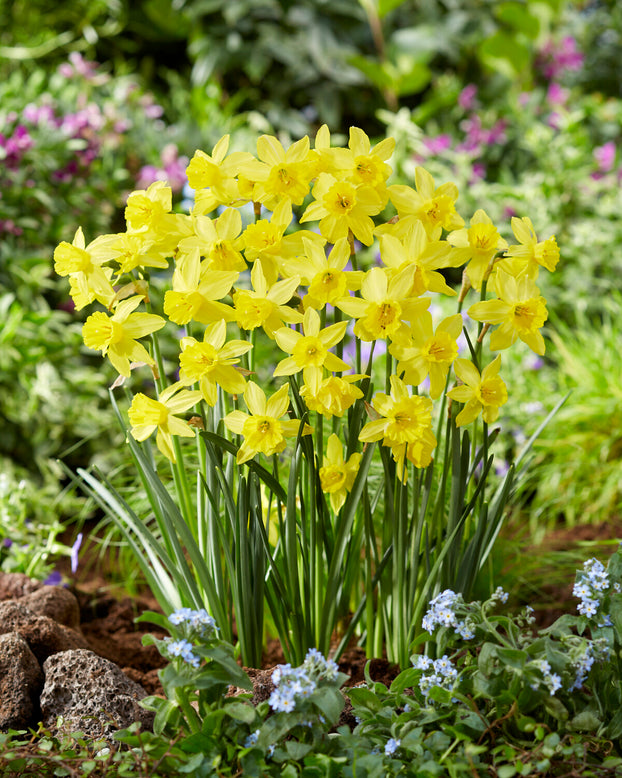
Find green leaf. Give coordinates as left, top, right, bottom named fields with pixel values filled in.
left=310, top=686, right=345, bottom=724
left=347, top=686, right=383, bottom=711
left=378, top=0, right=407, bottom=18
left=390, top=667, right=419, bottom=694
left=494, top=3, right=540, bottom=39
left=497, top=766, right=517, bottom=778
left=347, top=55, right=393, bottom=90
left=606, top=708, right=622, bottom=740
left=285, top=741, right=312, bottom=760
left=223, top=701, right=256, bottom=723
left=478, top=32, right=531, bottom=79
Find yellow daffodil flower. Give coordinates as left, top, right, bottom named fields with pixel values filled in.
left=447, top=209, right=508, bottom=291
left=163, top=250, right=237, bottom=326
left=283, top=237, right=363, bottom=311
left=305, top=124, right=352, bottom=179
left=300, top=373, right=364, bottom=417
left=242, top=200, right=325, bottom=286
left=124, top=181, right=172, bottom=234
left=300, top=172, right=383, bottom=245
left=223, top=382, right=312, bottom=464
left=178, top=208, right=246, bottom=272
left=378, top=219, right=461, bottom=297
left=499, top=216, right=559, bottom=280
left=359, top=375, right=436, bottom=450
left=187, top=135, right=254, bottom=213
left=448, top=356, right=508, bottom=426
left=128, top=382, right=202, bottom=462
left=389, top=167, right=464, bottom=239
left=236, top=135, right=311, bottom=210
left=343, top=126, right=395, bottom=205
left=232, top=260, right=303, bottom=338
left=82, top=295, right=166, bottom=377
left=336, top=266, right=429, bottom=342
left=54, top=227, right=116, bottom=308
left=178, top=320, right=252, bottom=405
left=468, top=269, right=548, bottom=355
left=105, top=231, right=170, bottom=276
left=319, top=434, right=362, bottom=513
left=391, top=313, right=463, bottom=399
left=273, top=308, right=350, bottom=385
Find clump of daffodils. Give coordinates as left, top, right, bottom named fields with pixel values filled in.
left=54, top=125, right=558, bottom=504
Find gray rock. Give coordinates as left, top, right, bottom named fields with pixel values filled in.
left=0, top=632, right=43, bottom=731
left=41, top=649, right=154, bottom=738
left=0, top=601, right=88, bottom=663
left=17, top=586, right=81, bottom=629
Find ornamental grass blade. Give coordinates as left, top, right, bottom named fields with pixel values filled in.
left=320, top=441, right=376, bottom=648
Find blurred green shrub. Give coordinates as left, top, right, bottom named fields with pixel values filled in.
left=0, top=54, right=188, bottom=301
left=490, top=296, right=622, bottom=532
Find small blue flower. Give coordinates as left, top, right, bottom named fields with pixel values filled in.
left=169, top=608, right=193, bottom=625
left=244, top=729, right=259, bottom=748
left=384, top=738, right=400, bottom=756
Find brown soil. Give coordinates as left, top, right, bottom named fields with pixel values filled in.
left=66, top=577, right=399, bottom=699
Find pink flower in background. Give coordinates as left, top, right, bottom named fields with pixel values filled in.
left=139, top=94, right=164, bottom=120
left=546, top=82, right=569, bottom=106
left=458, top=114, right=486, bottom=153
left=547, top=112, right=562, bottom=131
left=538, top=36, right=584, bottom=80
left=22, top=103, right=56, bottom=126
left=422, top=134, right=452, bottom=155
left=485, top=119, right=507, bottom=145
left=458, top=84, right=478, bottom=111
left=58, top=52, right=108, bottom=85
left=137, top=144, right=189, bottom=193
left=471, top=163, right=486, bottom=181
left=594, top=141, right=616, bottom=173
left=0, top=125, right=34, bottom=167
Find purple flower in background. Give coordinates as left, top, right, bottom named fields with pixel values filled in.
left=495, top=460, right=510, bottom=478
left=524, top=353, right=544, bottom=371
left=538, top=36, right=584, bottom=80
left=22, top=103, right=56, bottom=126
left=1, top=125, right=34, bottom=167
left=546, top=82, right=569, bottom=106
left=594, top=141, right=616, bottom=173
left=58, top=52, right=108, bottom=84
left=71, top=533, right=83, bottom=574
left=137, top=144, right=188, bottom=193
left=0, top=219, right=23, bottom=236
left=44, top=570, right=63, bottom=586
left=458, top=84, right=478, bottom=111
left=485, top=119, right=507, bottom=146
left=422, top=134, right=452, bottom=156
left=471, top=163, right=486, bottom=182
left=2, top=538, right=12, bottom=548
left=547, top=112, right=562, bottom=131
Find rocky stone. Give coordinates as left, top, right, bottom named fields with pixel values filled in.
left=0, top=601, right=89, bottom=664
left=0, top=632, right=43, bottom=731
left=0, top=572, right=44, bottom=601
left=41, top=649, right=154, bottom=738
left=17, top=586, right=81, bottom=630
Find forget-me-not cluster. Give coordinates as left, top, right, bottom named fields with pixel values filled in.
left=529, top=659, right=562, bottom=696
left=269, top=648, right=339, bottom=713
left=421, top=589, right=476, bottom=640
left=164, top=607, right=219, bottom=668
left=414, top=653, right=458, bottom=699
left=573, top=558, right=617, bottom=620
